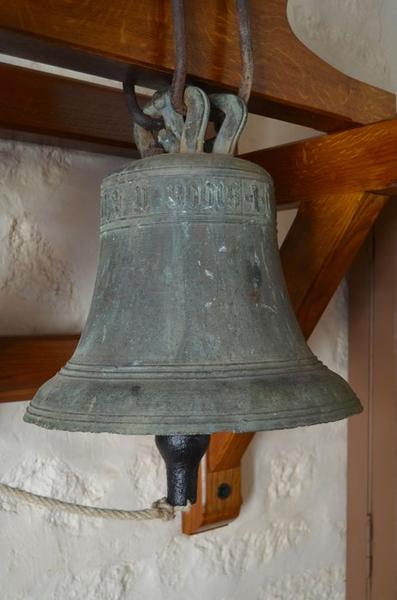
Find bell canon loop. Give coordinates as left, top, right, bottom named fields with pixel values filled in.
left=24, top=151, right=362, bottom=435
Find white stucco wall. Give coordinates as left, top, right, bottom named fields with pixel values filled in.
left=0, top=2, right=395, bottom=599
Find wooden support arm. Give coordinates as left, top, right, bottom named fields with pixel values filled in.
left=0, top=0, right=395, bottom=132
left=281, top=193, right=390, bottom=339
left=242, top=119, right=397, bottom=204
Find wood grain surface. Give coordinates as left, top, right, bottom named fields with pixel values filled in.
left=280, top=192, right=389, bottom=339
left=0, top=0, right=394, bottom=131
left=0, top=63, right=137, bottom=156
left=242, top=119, right=397, bottom=205
left=0, top=336, right=78, bottom=402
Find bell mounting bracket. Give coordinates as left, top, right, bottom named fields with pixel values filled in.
left=132, top=86, right=247, bottom=158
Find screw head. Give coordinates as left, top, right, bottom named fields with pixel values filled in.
left=217, top=482, right=232, bottom=500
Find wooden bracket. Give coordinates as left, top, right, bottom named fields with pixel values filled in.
left=182, top=434, right=253, bottom=534
left=182, top=462, right=244, bottom=535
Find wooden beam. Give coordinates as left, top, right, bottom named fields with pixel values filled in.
left=183, top=191, right=389, bottom=533
left=0, top=0, right=394, bottom=132
left=242, top=119, right=397, bottom=204
left=0, top=336, right=78, bottom=402
left=0, top=63, right=137, bottom=156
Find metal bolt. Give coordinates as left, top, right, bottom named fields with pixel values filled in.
left=217, top=482, right=232, bottom=500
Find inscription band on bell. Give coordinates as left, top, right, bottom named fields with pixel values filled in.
left=101, top=176, right=273, bottom=227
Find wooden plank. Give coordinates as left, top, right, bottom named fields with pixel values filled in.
left=241, top=119, right=397, bottom=205
left=0, top=63, right=137, bottom=156
left=0, top=0, right=394, bottom=131
left=347, top=203, right=397, bottom=599
left=346, top=239, right=372, bottom=600
left=370, top=203, right=397, bottom=599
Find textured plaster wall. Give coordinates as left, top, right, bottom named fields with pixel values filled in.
left=0, top=3, right=395, bottom=599
left=288, top=0, right=397, bottom=93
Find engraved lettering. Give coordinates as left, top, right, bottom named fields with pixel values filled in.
left=215, top=181, right=225, bottom=209
left=226, top=181, right=242, bottom=213
left=189, top=184, right=201, bottom=209
left=101, top=175, right=272, bottom=225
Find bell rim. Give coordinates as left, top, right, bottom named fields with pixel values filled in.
left=24, top=366, right=362, bottom=435
left=24, top=397, right=362, bottom=435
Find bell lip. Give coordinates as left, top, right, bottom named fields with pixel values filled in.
left=23, top=398, right=362, bottom=435
left=24, top=364, right=362, bottom=435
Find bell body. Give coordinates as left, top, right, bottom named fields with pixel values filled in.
left=25, top=153, right=361, bottom=434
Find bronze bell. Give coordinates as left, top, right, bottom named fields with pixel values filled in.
left=24, top=88, right=361, bottom=504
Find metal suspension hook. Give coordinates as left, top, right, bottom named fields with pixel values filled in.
left=124, top=0, right=252, bottom=148
left=124, top=0, right=186, bottom=136
left=210, top=0, right=253, bottom=138
left=170, top=0, right=187, bottom=115
left=123, top=76, right=164, bottom=132
left=236, top=0, right=254, bottom=104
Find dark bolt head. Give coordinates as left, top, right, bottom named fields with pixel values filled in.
left=217, top=482, right=232, bottom=500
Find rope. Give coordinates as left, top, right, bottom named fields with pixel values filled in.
left=0, top=483, right=189, bottom=522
